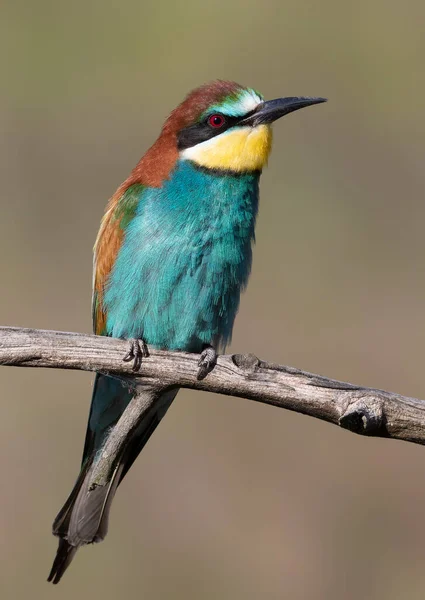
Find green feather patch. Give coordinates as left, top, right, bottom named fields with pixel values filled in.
left=114, top=184, right=145, bottom=230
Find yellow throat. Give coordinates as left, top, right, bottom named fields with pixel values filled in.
left=180, top=124, right=273, bottom=172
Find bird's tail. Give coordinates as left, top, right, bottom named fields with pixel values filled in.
left=48, top=374, right=178, bottom=584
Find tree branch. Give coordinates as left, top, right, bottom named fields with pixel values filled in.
left=1, top=326, right=425, bottom=453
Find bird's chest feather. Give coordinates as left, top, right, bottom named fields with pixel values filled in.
left=105, top=161, right=259, bottom=350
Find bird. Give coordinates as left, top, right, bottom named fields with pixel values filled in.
left=47, top=80, right=326, bottom=583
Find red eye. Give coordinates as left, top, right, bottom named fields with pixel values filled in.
left=208, top=114, right=225, bottom=128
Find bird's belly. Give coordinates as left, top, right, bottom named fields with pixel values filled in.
left=105, top=231, right=252, bottom=352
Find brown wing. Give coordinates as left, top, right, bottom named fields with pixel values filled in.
left=92, top=190, right=127, bottom=335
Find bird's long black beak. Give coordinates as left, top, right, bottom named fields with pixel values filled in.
left=241, top=96, right=327, bottom=127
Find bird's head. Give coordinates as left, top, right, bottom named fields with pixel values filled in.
left=127, top=81, right=326, bottom=187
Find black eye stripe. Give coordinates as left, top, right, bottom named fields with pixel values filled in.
left=177, top=111, right=254, bottom=151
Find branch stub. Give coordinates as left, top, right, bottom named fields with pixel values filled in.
left=339, top=396, right=384, bottom=435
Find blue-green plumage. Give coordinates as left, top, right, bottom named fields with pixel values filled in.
left=48, top=80, right=325, bottom=584
left=105, top=160, right=259, bottom=350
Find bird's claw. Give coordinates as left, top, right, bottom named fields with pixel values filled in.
left=123, top=338, right=149, bottom=371
left=197, top=345, right=217, bottom=380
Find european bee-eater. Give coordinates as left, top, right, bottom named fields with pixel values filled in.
left=48, top=80, right=325, bottom=583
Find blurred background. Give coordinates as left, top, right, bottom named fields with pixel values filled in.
left=1, top=0, right=425, bottom=598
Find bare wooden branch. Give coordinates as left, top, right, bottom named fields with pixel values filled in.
left=1, top=325, right=425, bottom=452
left=88, top=385, right=162, bottom=489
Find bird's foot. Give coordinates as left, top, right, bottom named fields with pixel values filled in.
left=197, top=345, right=217, bottom=380
left=123, top=338, right=149, bottom=371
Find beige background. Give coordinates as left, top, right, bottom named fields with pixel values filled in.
left=1, top=1, right=425, bottom=598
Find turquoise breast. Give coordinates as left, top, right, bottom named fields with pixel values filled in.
left=104, top=160, right=260, bottom=351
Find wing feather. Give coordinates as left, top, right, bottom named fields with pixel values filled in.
left=92, top=183, right=145, bottom=334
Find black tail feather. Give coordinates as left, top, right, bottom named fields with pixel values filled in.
left=47, top=453, right=124, bottom=583
left=47, top=386, right=178, bottom=583
left=47, top=538, right=78, bottom=584
left=52, top=458, right=92, bottom=537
